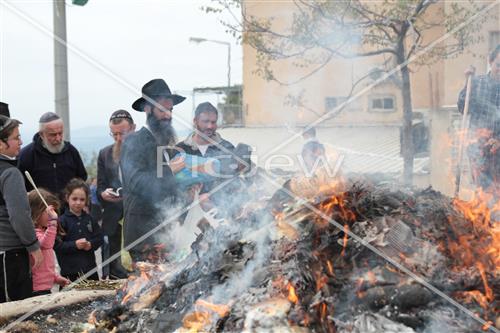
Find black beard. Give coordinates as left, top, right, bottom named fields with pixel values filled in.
left=147, top=112, right=177, bottom=146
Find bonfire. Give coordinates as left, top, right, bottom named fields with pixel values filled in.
left=79, top=175, right=499, bottom=333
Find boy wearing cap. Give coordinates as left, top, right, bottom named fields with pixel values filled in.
left=97, top=110, right=135, bottom=278
left=0, top=115, right=43, bottom=302
left=18, top=112, right=87, bottom=198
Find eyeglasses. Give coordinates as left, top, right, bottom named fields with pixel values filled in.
left=109, top=131, right=129, bottom=139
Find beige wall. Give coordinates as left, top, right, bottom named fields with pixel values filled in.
left=242, top=1, right=499, bottom=127
left=243, top=43, right=406, bottom=126
left=242, top=2, right=407, bottom=126
left=242, top=1, right=498, bottom=194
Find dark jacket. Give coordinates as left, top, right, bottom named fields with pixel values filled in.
left=457, top=74, right=500, bottom=189
left=176, top=132, right=235, bottom=158
left=0, top=156, right=39, bottom=252
left=176, top=133, right=236, bottom=192
left=18, top=133, right=87, bottom=196
left=54, top=209, right=103, bottom=277
left=458, top=73, right=500, bottom=133
left=120, top=127, right=178, bottom=248
left=97, top=144, right=123, bottom=236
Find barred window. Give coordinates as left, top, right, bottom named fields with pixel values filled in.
left=369, top=95, right=396, bottom=112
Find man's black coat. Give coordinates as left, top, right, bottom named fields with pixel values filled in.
left=120, top=127, right=177, bottom=249
left=97, top=144, right=123, bottom=236
left=18, top=133, right=87, bottom=196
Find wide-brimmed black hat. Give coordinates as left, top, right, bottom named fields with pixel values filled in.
left=132, top=79, right=186, bottom=111
left=0, top=102, right=10, bottom=118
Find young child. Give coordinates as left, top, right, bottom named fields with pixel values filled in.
left=29, top=189, right=70, bottom=296
left=55, top=179, right=103, bottom=281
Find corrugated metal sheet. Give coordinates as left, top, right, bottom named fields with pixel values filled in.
left=218, top=126, right=429, bottom=175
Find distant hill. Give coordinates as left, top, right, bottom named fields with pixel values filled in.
left=19, top=125, right=192, bottom=165
left=72, top=126, right=113, bottom=157
left=71, top=125, right=191, bottom=163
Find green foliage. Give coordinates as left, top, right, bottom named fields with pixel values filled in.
left=72, top=0, right=88, bottom=6
left=224, top=87, right=242, bottom=105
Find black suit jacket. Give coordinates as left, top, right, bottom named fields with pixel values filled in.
left=120, top=127, right=178, bottom=247
left=97, top=144, right=123, bottom=236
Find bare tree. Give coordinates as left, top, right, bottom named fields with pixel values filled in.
left=206, top=0, right=494, bottom=184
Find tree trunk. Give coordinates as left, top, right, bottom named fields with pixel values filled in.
left=397, top=45, right=414, bottom=185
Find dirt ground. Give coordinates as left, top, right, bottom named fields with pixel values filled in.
left=2, top=295, right=114, bottom=333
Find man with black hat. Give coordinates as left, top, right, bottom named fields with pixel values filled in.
left=18, top=112, right=87, bottom=198
left=97, top=110, right=135, bottom=278
left=120, top=79, right=185, bottom=262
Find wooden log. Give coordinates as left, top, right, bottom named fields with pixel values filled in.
left=0, top=290, right=115, bottom=321
left=356, top=284, right=434, bottom=310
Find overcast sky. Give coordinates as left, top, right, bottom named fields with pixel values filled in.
left=0, top=0, right=242, bottom=139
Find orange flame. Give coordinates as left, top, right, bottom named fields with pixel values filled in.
left=287, top=282, right=299, bottom=304
left=367, top=271, right=377, bottom=285
left=121, top=269, right=152, bottom=305
left=355, top=278, right=366, bottom=299
left=316, top=272, right=328, bottom=291
left=182, top=311, right=211, bottom=331
left=452, top=189, right=499, bottom=269
left=320, top=303, right=327, bottom=320
left=456, top=290, right=490, bottom=310
left=341, top=224, right=349, bottom=257
left=476, top=262, right=493, bottom=303
left=181, top=300, right=231, bottom=332
left=316, top=193, right=356, bottom=228
left=450, top=188, right=499, bottom=310
left=326, top=260, right=335, bottom=276
left=195, top=299, right=230, bottom=318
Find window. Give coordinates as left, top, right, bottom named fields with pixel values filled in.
left=325, top=97, right=341, bottom=112
left=369, top=95, right=396, bottom=112
left=489, top=31, right=500, bottom=70
left=325, top=96, right=359, bottom=113
left=490, top=31, right=500, bottom=51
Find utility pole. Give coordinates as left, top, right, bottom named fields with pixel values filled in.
left=53, top=0, right=70, bottom=140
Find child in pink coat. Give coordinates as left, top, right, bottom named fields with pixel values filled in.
left=28, top=189, right=70, bottom=296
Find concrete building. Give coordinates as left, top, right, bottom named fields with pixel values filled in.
left=235, top=1, right=499, bottom=197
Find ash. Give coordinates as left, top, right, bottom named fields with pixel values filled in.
left=85, top=175, right=499, bottom=333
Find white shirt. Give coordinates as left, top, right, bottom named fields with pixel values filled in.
left=0, top=154, right=16, bottom=161
left=198, top=144, right=209, bottom=156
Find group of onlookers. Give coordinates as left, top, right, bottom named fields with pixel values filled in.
left=2, top=42, right=495, bottom=304
left=0, top=77, right=249, bottom=303
left=0, top=106, right=106, bottom=302
left=120, top=79, right=249, bottom=263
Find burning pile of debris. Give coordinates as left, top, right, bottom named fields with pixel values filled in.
left=81, top=178, right=497, bottom=333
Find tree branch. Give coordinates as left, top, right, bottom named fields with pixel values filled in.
left=273, top=52, right=334, bottom=86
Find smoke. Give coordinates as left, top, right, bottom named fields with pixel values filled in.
left=159, top=169, right=278, bottom=308
left=209, top=214, right=274, bottom=303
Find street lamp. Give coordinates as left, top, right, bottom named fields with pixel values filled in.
left=189, top=37, right=231, bottom=89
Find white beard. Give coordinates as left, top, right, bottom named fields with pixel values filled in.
left=43, top=140, right=65, bottom=154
